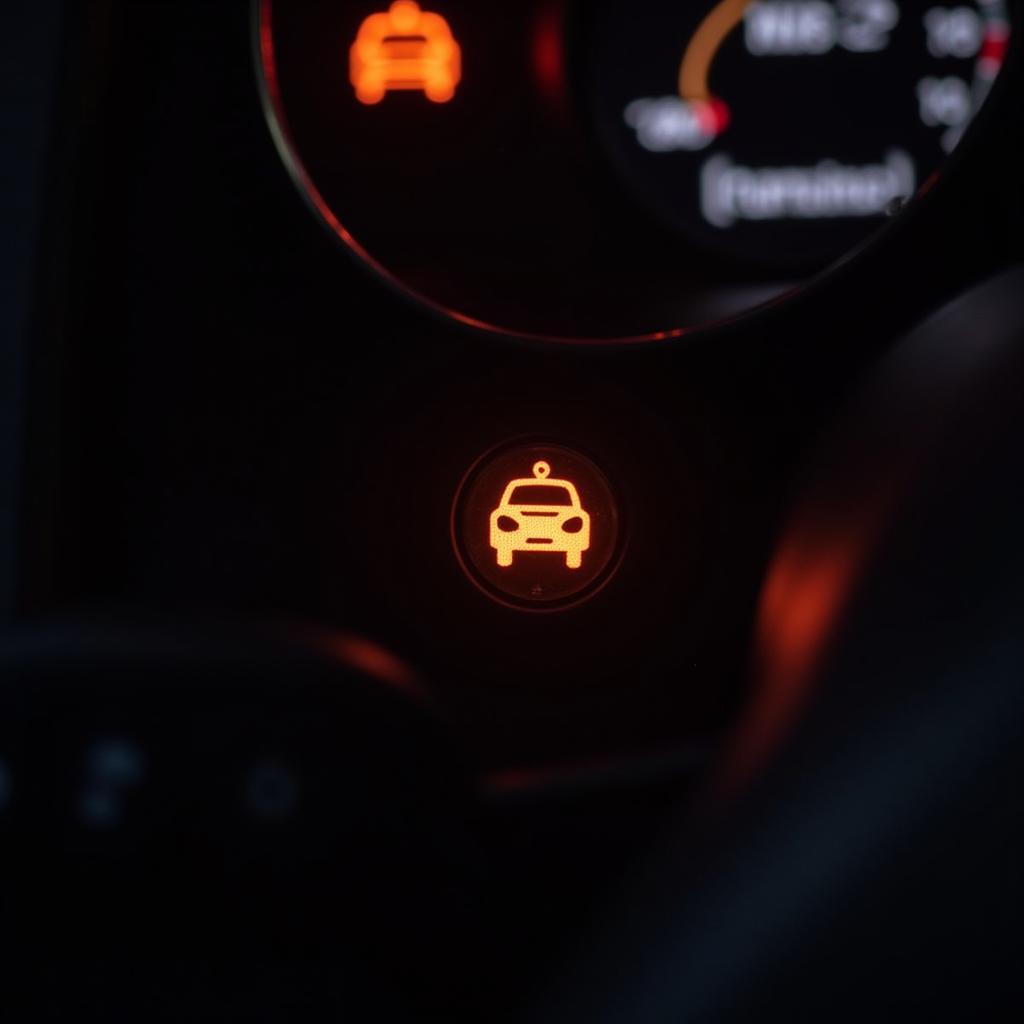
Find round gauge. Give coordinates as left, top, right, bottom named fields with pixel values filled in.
left=585, top=0, right=1011, bottom=269
left=257, top=0, right=1010, bottom=339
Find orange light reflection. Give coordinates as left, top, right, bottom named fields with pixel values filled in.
left=350, top=1, right=462, bottom=104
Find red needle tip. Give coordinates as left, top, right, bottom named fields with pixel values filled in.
left=696, top=96, right=731, bottom=136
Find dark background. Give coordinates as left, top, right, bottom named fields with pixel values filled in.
left=7, top=0, right=1023, bottom=771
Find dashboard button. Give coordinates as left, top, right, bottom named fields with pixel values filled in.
left=452, top=442, right=623, bottom=610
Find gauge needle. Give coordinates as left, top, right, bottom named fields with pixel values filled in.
left=678, top=0, right=751, bottom=133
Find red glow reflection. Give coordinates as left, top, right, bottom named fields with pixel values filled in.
left=719, top=493, right=888, bottom=799
left=327, top=633, right=423, bottom=699
left=532, top=2, right=567, bottom=105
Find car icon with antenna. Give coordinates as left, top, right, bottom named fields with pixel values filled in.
left=489, top=461, right=591, bottom=569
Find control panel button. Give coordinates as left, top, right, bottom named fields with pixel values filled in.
left=452, top=442, right=623, bottom=610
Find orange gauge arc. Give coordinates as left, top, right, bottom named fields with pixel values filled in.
left=678, top=0, right=751, bottom=101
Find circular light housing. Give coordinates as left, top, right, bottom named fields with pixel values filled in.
left=452, top=442, right=623, bottom=610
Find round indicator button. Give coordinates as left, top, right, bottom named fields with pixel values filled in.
left=452, top=442, right=623, bottom=610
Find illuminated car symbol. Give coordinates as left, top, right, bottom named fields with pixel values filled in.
left=350, top=1, right=462, bottom=105
left=489, top=461, right=591, bottom=570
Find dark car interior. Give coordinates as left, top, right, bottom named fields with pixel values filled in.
left=3, top=1, right=1022, bottom=1019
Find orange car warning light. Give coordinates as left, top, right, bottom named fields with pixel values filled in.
left=350, top=1, right=462, bottom=105
left=489, top=461, right=592, bottom=570
left=452, top=442, right=622, bottom=610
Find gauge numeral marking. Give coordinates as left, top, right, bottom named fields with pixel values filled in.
left=917, top=75, right=972, bottom=127
left=924, top=6, right=983, bottom=58
left=744, top=0, right=899, bottom=56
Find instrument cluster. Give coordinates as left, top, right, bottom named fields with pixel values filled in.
left=259, top=0, right=1011, bottom=338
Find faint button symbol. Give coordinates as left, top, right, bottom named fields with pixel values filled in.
left=245, top=760, right=299, bottom=822
left=77, top=739, right=146, bottom=829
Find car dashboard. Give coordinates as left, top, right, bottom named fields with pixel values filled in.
left=2, top=2, right=1023, bottom=1020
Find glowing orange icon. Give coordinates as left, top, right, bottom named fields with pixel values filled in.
left=489, top=461, right=591, bottom=570
left=350, top=1, right=461, bottom=105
